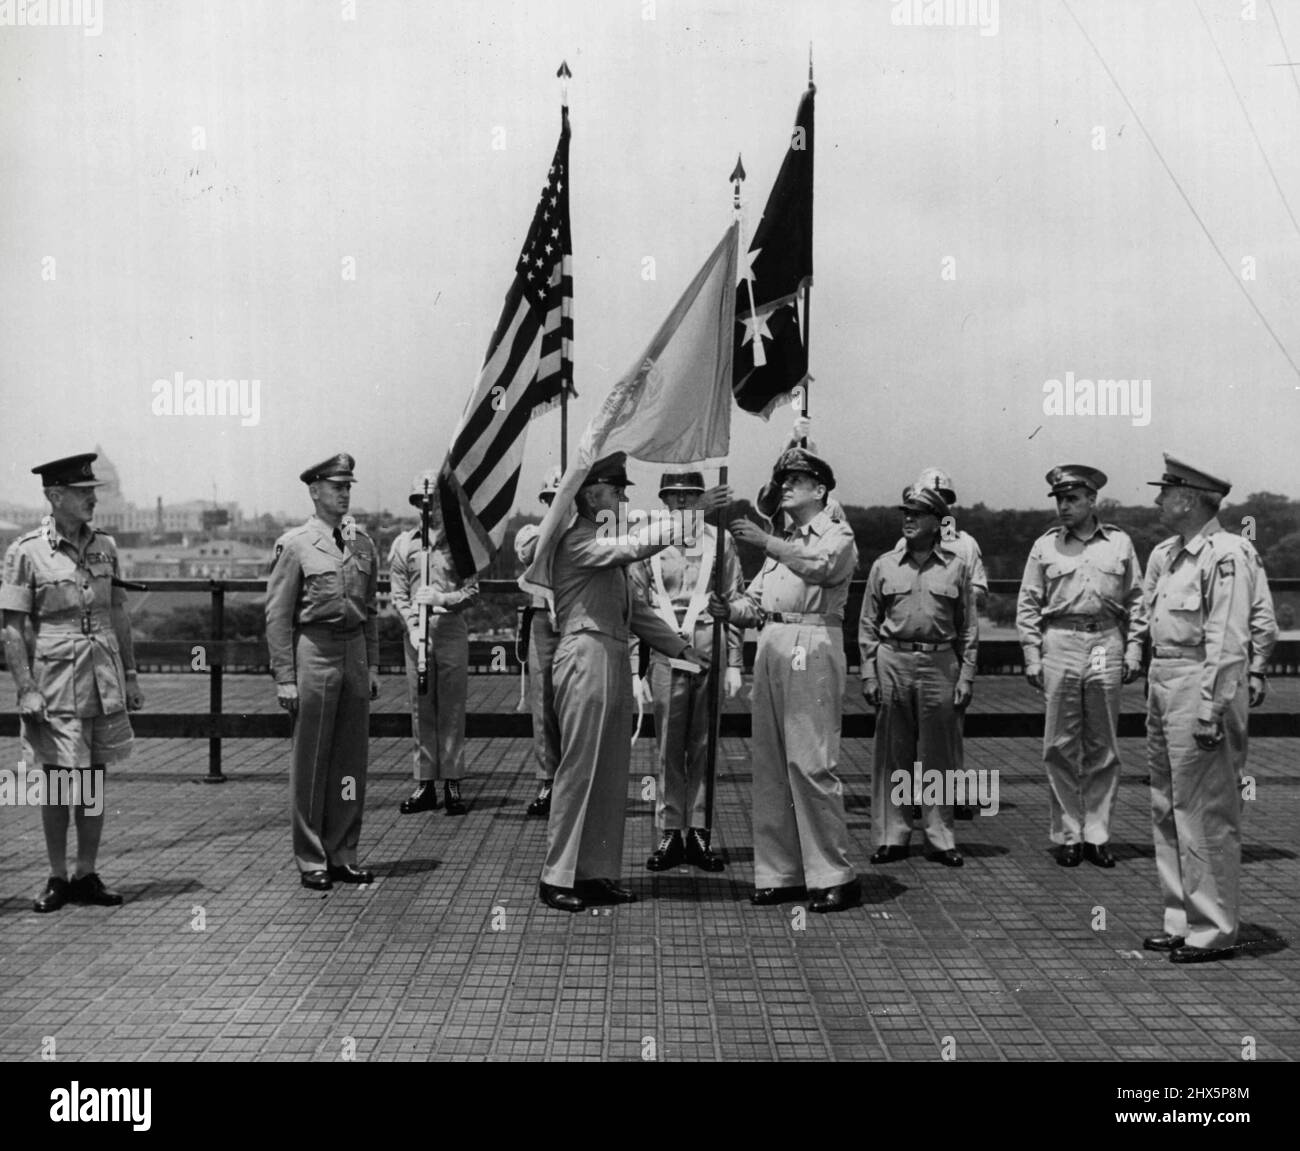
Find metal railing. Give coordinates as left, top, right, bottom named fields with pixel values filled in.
left=3, top=577, right=1298, bottom=781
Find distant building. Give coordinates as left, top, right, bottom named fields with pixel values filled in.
left=89, top=444, right=242, bottom=536
left=119, top=539, right=271, bottom=580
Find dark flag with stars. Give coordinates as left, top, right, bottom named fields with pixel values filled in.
left=733, top=84, right=814, bottom=418
left=437, top=110, right=576, bottom=579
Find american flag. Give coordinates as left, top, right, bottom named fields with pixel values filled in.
left=438, top=110, right=575, bottom=580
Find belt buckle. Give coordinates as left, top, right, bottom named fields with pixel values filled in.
left=81, top=615, right=92, bottom=635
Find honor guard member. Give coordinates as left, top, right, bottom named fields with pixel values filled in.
left=908, top=467, right=988, bottom=819
left=539, top=452, right=724, bottom=913
left=1016, top=466, right=1147, bottom=868
left=514, top=466, right=562, bottom=816
left=266, top=453, right=380, bottom=891
left=629, top=471, right=744, bottom=873
left=1240, top=536, right=1278, bottom=715
left=709, top=447, right=861, bottom=913
left=389, top=471, right=479, bottom=816
left=1141, top=455, right=1272, bottom=963
left=1, top=454, right=143, bottom=912
left=860, top=485, right=978, bottom=867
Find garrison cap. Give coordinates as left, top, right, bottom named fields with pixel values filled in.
left=300, top=453, right=357, bottom=485
left=913, top=467, right=957, bottom=505
left=32, top=453, right=105, bottom=488
left=407, top=469, right=439, bottom=507
left=1046, top=464, right=1107, bottom=497
left=899, top=484, right=949, bottom=519
left=582, top=452, right=633, bottom=489
left=659, top=471, right=705, bottom=495
left=773, top=447, right=835, bottom=491
left=1146, top=453, right=1231, bottom=497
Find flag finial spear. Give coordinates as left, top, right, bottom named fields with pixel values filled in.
left=730, top=153, right=745, bottom=213
left=808, top=43, right=815, bottom=90
left=557, top=59, right=571, bottom=108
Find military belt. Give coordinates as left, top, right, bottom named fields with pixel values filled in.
left=298, top=622, right=364, bottom=638
left=1153, top=643, right=1206, bottom=660
left=1045, top=614, right=1119, bottom=633
left=39, top=617, right=113, bottom=635
left=883, top=638, right=950, bottom=653
left=763, top=612, right=839, bottom=627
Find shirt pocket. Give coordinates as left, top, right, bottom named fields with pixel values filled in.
left=1161, top=591, right=1204, bottom=645
left=346, top=550, right=373, bottom=599
left=882, top=576, right=914, bottom=601
left=35, top=579, right=82, bottom=615
left=87, top=560, right=116, bottom=608
left=34, top=633, right=79, bottom=712
left=1044, top=558, right=1078, bottom=587
left=300, top=553, right=341, bottom=606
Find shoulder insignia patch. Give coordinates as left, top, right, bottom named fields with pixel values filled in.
left=1217, top=555, right=1235, bottom=578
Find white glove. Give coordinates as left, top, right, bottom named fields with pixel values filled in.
left=724, top=668, right=743, bottom=699
left=792, top=415, right=811, bottom=442
left=633, top=676, right=654, bottom=706
left=414, top=586, right=442, bottom=606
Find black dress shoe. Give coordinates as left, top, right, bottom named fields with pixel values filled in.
left=646, top=829, right=685, bottom=871
left=443, top=779, right=467, bottom=816
left=539, top=882, right=585, bottom=912
left=399, top=781, right=440, bottom=814
left=1170, top=945, right=1234, bottom=964
left=300, top=870, right=333, bottom=891
left=33, top=876, right=71, bottom=913
left=685, top=828, right=725, bottom=872
left=870, top=845, right=908, bottom=865
left=327, top=864, right=374, bottom=885
left=69, top=873, right=123, bottom=906
left=930, top=849, right=964, bottom=868
left=1056, top=843, right=1083, bottom=867
left=809, top=878, right=862, bottom=914
left=526, top=781, right=553, bottom=817
left=1143, top=932, right=1186, bottom=951
left=1083, top=842, right=1116, bottom=868
left=750, top=885, right=808, bottom=905
left=576, top=878, right=636, bottom=904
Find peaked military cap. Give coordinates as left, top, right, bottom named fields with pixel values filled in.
left=914, top=467, right=957, bottom=505
left=899, top=484, right=949, bottom=519
left=582, top=452, right=633, bottom=488
left=773, top=447, right=835, bottom=491
left=407, top=469, right=440, bottom=506
left=1146, top=453, right=1231, bottom=496
left=300, top=453, right=357, bottom=484
left=1046, top=464, right=1107, bottom=497
left=32, top=453, right=105, bottom=488
left=659, top=471, right=705, bottom=495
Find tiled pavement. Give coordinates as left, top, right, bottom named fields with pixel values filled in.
left=0, top=676, right=1296, bottom=1062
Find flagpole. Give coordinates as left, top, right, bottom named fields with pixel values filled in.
left=800, top=45, right=815, bottom=447
left=704, top=174, right=746, bottom=832
left=558, top=59, right=572, bottom=470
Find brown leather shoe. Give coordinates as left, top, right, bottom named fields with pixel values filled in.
left=33, top=876, right=71, bottom=913
left=685, top=828, right=725, bottom=872
left=69, top=873, right=123, bottom=906
left=539, top=882, right=584, bottom=912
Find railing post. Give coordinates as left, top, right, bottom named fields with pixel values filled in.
left=207, top=580, right=227, bottom=782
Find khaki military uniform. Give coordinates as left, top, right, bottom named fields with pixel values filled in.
left=389, top=529, right=474, bottom=783
left=860, top=540, right=978, bottom=851
left=515, top=523, right=560, bottom=781
left=542, top=517, right=689, bottom=889
left=1017, top=522, right=1147, bottom=846
left=0, top=521, right=134, bottom=766
left=726, top=510, right=858, bottom=892
left=629, top=526, right=743, bottom=830
left=1144, top=518, right=1266, bottom=950
left=266, top=516, right=378, bottom=873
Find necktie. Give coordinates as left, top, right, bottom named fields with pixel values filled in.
left=333, top=527, right=345, bottom=553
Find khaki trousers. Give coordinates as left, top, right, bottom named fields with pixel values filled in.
left=403, top=615, right=468, bottom=782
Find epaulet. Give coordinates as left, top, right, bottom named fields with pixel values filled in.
left=275, top=524, right=310, bottom=546
left=1209, top=531, right=1249, bottom=559
left=14, top=528, right=44, bottom=544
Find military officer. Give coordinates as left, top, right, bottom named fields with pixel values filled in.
left=1, top=453, right=143, bottom=912
left=708, top=447, right=860, bottom=913
left=1142, top=455, right=1272, bottom=963
left=389, top=471, right=479, bottom=816
left=1016, top=465, right=1147, bottom=868
left=755, top=417, right=845, bottom=527
left=908, top=467, right=988, bottom=820
left=265, top=453, right=379, bottom=891
left=860, top=485, right=978, bottom=867
left=629, top=471, right=744, bottom=873
left=539, top=452, right=725, bottom=913
left=514, top=467, right=562, bottom=816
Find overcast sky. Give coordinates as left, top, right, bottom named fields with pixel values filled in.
left=3, top=0, right=1298, bottom=520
